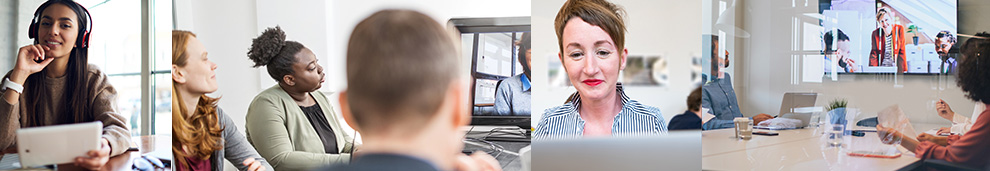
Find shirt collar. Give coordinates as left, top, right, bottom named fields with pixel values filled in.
left=520, top=74, right=531, bottom=91
left=567, top=83, right=630, bottom=112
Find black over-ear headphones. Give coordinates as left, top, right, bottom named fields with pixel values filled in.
left=28, top=0, right=93, bottom=48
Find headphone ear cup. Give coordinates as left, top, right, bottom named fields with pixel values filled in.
left=79, top=32, right=90, bottom=48
left=28, top=22, right=37, bottom=39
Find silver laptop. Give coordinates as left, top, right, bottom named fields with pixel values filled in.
left=754, top=93, right=817, bottom=130
left=531, top=131, right=700, bottom=171
left=777, top=92, right=818, bottom=117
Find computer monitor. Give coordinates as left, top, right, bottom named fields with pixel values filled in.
left=450, top=17, right=531, bottom=129
left=819, top=0, right=958, bottom=74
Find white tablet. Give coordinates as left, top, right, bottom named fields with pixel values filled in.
left=16, top=121, right=102, bottom=167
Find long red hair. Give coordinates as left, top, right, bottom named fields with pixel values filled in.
left=171, top=30, right=223, bottom=169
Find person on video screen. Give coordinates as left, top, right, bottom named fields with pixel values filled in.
left=869, top=7, right=907, bottom=73
left=494, top=32, right=532, bottom=116
left=824, top=29, right=856, bottom=73
left=936, top=30, right=958, bottom=74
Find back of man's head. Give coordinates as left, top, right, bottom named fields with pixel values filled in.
left=823, top=29, right=849, bottom=55
left=344, top=9, right=461, bottom=134
left=687, top=87, right=702, bottom=112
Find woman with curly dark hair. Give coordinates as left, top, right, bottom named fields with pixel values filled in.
left=877, top=32, right=990, bottom=169
left=244, top=26, right=355, bottom=171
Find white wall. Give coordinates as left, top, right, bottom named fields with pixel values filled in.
left=532, top=0, right=702, bottom=126
left=175, top=0, right=531, bottom=130
left=729, top=0, right=989, bottom=131
left=1, top=0, right=48, bottom=74
left=0, top=0, right=17, bottom=73
left=174, top=0, right=261, bottom=136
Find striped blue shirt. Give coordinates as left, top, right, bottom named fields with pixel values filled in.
left=534, top=85, right=667, bottom=139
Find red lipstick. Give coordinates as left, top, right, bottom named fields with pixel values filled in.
left=582, top=79, right=604, bottom=86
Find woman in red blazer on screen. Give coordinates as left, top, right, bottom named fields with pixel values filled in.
left=869, top=7, right=907, bottom=73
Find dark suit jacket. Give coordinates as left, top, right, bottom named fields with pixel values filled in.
left=318, top=153, right=439, bottom=171
left=668, top=110, right=702, bottom=130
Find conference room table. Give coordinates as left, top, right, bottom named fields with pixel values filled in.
left=702, top=127, right=921, bottom=170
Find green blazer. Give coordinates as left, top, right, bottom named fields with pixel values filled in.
left=245, top=85, right=354, bottom=171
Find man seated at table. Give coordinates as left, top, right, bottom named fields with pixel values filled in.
left=321, top=9, right=500, bottom=171
left=669, top=87, right=702, bottom=130
left=702, top=35, right=773, bottom=130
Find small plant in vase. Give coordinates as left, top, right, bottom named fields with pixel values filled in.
left=826, top=98, right=848, bottom=125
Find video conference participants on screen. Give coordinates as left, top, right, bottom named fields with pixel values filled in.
left=494, top=32, right=532, bottom=116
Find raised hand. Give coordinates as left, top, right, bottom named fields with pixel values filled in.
left=936, top=99, right=955, bottom=121
left=11, top=44, right=55, bottom=83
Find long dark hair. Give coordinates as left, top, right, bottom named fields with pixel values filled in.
left=24, top=0, right=94, bottom=125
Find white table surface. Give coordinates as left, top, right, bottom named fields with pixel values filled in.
left=703, top=128, right=920, bottom=170
left=702, top=128, right=822, bottom=157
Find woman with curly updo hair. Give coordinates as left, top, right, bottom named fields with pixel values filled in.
left=876, top=32, right=990, bottom=169
left=244, top=26, right=355, bottom=171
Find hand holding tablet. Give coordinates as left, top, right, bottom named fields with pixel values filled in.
left=73, top=138, right=111, bottom=170
left=16, top=122, right=102, bottom=168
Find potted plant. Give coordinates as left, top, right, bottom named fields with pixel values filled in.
left=825, top=98, right=848, bottom=125
left=908, top=24, right=920, bottom=46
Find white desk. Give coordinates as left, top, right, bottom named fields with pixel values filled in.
left=702, top=128, right=820, bottom=157
left=703, top=128, right=920, bottom=170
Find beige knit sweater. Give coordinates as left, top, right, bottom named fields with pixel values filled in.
left=0, top=64, right=130, bottom=156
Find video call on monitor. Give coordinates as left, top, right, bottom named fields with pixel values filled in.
left=820, top=0, right=957, bottom=74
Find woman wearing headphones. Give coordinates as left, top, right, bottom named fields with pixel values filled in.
left=0, top=0, right=130, bottom=170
